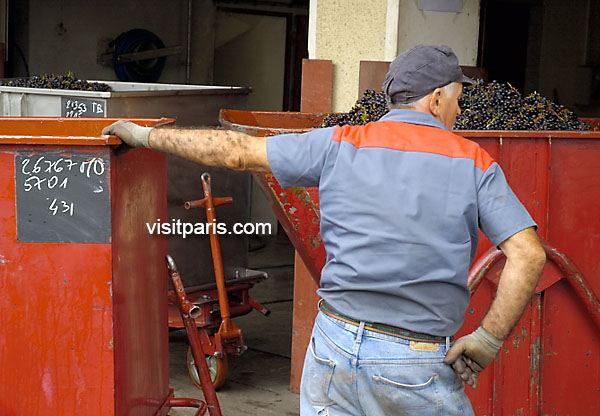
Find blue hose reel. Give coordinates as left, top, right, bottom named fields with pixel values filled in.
left=112, top=29, right=166, bottom=83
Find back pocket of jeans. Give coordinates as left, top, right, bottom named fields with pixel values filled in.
left=371, top=371, right=441, bottom=412
left=302, top=336, right=336, bottom=406
left=373, top=373, right=438, bottom=389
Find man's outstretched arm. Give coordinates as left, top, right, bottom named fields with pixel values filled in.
left=444, top=227, right=546, bottom=385
left=102, top=120, right=271, bottom=172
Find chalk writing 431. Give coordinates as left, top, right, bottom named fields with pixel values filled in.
left=47, top=198, right=74, bottom=216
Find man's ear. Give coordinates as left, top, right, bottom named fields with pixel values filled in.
left=429, top=88, right=443, bottom=116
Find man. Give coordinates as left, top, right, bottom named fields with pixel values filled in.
left=103, top=45, right=546, bottom=415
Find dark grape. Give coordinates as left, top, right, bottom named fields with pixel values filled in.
left=320, top=82, right=590, bottom=131
left=1, top=72, right=111, bottom=92
left=320, top=90, right=389, bottom=127
left=454, top=80, right=590, bottom=131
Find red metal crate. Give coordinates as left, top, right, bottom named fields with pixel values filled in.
left=220, top=109, right=600, bottom=415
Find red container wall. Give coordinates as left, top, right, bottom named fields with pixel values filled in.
left=461, top=134, right=600, bottom=415
left=0, top=146, right=115, bottom=414
left=220, top=110, right=600, bottom=414
left=112, top=148, right=169, bottom=416
left=0, top=119, right=169, bottom=416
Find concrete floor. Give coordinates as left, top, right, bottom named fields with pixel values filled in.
left=168, top=235, right=300, bottom=415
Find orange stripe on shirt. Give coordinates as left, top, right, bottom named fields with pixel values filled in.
left=331, top=121, right=494, bottom=171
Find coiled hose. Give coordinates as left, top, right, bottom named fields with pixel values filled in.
left=112, top=29, right=166, bottom=82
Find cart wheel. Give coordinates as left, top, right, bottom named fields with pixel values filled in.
left=187, top=345, right=228, bottom=390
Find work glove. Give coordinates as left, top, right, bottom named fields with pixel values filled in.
left=102, top=120, right=153, bottom=148
left=444, top=326, right=503, bottom=388
left=449, top=354, right=482, bottom=389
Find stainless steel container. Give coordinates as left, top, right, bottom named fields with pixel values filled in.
left=0, top=80, right=252, bottom=286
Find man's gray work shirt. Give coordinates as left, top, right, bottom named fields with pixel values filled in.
left=266, top=109, right=536, bottom=336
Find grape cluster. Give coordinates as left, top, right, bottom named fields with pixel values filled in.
left=319, top=82, right=590, bottom=131
left=321, top=90, right=388, bottom=127
left=1, top=72, right=111, bottom=92
left=455, top=80, right=590, bottom=131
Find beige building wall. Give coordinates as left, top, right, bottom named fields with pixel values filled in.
left=310, top=0, right=388, bottom=111
left=310, top=0, right=480, bottom=111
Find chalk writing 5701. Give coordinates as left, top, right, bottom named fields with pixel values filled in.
left=23, top=176, right=69, bottom=192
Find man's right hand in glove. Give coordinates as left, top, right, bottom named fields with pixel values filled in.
left=102, top=120, right=153, bottom=148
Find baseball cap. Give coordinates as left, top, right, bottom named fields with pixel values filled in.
left=382, top=45, right=474, bottom=104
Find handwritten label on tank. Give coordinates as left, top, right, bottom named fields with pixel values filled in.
left=15, top=149, right=111, bottom=243
left=61, top=97, right=106, bottom=117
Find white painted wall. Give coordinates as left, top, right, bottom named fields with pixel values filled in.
left=396, top=0, right=480, bottom=65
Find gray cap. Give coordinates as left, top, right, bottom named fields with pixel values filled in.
left=382, top=45, right=474, bottom=104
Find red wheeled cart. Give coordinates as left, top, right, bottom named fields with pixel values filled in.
left=167, top=172, right=269, bottom=390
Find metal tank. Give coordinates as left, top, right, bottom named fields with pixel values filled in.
left=0, top=81, right=252, bottom=288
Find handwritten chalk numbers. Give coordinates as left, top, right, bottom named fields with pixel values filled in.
left=47, top=198, right=74, bottom=216
left=60, top=98, right=106, bottom=118
left=64, top=100, right=88, bottom=117
left=79, top=158, right=105, bottom=178
left=15, top=150, right=111, bottom=244
left=23, top=175, right=68, bottom=192
left=20, top=156, right=104, bottom=193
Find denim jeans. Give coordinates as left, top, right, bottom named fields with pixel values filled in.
left=300, top=311, right=474, bottom=416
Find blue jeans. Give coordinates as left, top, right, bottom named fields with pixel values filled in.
left=300, top=311, right=474, bottom=416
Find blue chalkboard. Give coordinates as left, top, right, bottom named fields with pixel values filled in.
left=15, top=149, right=111, bottom=244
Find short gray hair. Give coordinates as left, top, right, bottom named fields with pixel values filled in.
left=388, top=82, right=460, bottom=110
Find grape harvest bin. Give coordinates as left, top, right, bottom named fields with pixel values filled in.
left=0, top=118, right=206, bottom=416
left=219, top=109, right=600, bottom=415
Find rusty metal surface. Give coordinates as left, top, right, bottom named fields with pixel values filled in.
left=219, top=109, right=326, bottom=283
left=111, top=147, right=169, bottom=416
left=459, top=134, right=600, bottom=415
left=166, top=255, right=220, bottom=416
left=0, top=117, right=173, bottom=145
left=252, top=173, right=325, bottom=282
left=219, top=110, right=600, bottom=415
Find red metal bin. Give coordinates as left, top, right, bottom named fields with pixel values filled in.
left=0, top=118, right=176, bottom=416
left=220, top=109, right=600, bottom=415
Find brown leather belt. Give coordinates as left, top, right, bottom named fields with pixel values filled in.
left=319, top=300, right=452, bottom=343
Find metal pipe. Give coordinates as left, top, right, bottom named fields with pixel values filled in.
left=166, top=256, right=201, bottom=318
left=186, top=0, right=192, bottom=84
left=200, top=173, right=242, bottom=341
left=166, top=255, right=222, bottom=416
